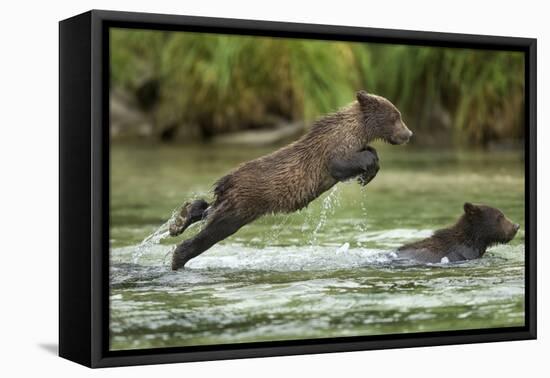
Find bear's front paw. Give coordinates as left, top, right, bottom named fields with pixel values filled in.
left=357, top=166, right=379, bottom=186
left=359, top=148, right=379, bottom=173
left=358, top=149, right=380, bottom=186
left=363, top=145, right=379, bottom=160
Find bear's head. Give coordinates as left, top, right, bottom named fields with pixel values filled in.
left=356, top=90, right=413, bottom=145
left=463, top=202, right=520, bottom=245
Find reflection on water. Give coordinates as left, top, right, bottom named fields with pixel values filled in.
left=110, top=143, right=525, bottom=351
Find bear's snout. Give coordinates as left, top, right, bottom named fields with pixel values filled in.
left=389, top=122, right=413, bottom=145
left=509, top=223, right=520, bottom=239
left=504, top=221, right=520, bottom=242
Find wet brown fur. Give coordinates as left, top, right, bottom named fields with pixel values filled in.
left=397, top=203, right=520, bottom=263
left=213, top=104, right=364, bottom=221
left=212, top=95, right=406, bottom=222
left=171, top=91, right=411, bottom=269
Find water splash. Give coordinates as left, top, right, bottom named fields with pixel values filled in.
left=355, top=185, right=370, bottom=247
left=264, top=214, right=292, bottom=245
left=131, top=208, right=180, bottom=264
left=309, top=186, right=341, bottom=246
left=336, top=242, right=350, bottom=255
left=185, top=244, right=394, bottom=271
left=113, top=241, right=525, bottom=274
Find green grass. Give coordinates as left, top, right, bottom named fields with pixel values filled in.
left=110, top=28, right=525, bottom=146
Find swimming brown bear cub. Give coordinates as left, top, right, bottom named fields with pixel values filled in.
left=397, top=203, right=520, bottom=263
left=170, top=91, right=412, bottom=270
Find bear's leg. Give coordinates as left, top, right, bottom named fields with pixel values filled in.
left=169, top=199, right=209, bottom=237
left=171, top=213, right=246, bottom=270
left=328, top=146, right=379, bottom=184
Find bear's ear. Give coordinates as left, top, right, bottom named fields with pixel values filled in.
left=356, top=90, right=370, bottom=105
left=463, top=202, right=479, bottom=215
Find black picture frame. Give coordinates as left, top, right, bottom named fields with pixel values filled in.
left=59, top=9, right=537, bottom=368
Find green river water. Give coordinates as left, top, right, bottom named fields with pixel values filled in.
left=109, top=143, right=525, bottom=351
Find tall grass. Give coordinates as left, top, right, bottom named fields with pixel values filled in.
left=361, top=45, right=525, bottom=145
left=110, top=28, right=524, bottom=146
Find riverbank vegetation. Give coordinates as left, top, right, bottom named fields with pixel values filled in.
left=110, top=28, right=524, bottom=147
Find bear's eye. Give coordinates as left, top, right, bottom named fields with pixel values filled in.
left=497, top=214, right=504, bottom=221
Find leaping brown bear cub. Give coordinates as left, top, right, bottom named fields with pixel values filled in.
left=169, top=91, right=412, bottom=270
left=397, top=203, right=520, bottom=263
